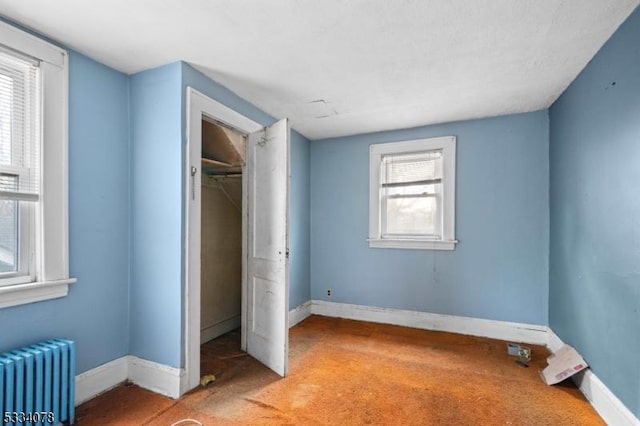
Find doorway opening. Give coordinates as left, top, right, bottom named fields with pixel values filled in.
left=199, top=119, right=245, bottom=379
left=184, top=87, right=290, bottom=395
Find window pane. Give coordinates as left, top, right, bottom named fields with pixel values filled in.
left=0, top=52, right=41, bottom=197
left=380, top=150, right=444, bottom=237
left=0, top=199, right=18, bottom=273
left=385, top=196, right=438, bottom=236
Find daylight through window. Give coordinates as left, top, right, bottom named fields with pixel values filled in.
left=369, top=136, right=457, bottom=250
left=0, top=20, right=73, bottom=309
left=0, top=50, right=40, bottom=284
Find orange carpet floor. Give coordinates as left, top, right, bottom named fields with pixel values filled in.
left=76, top=315, right=603, bottom=425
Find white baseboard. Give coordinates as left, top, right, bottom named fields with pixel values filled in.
left=545, top=326, right=565, bottom=353
left=289, top=300, right=312, bottom=327
left=310, top=301, right=638, bottom=424
left=310, top=300, right=548, bottom=345
left=201, top=314, right=241, bottom=343
left=75, top=356, right=128, bottom=405
left=128, top=356, right=184, bottom=399
left=546, top=329, right=639, bottom=426
left=75, top=355, right=184, bottom=405
left=75, top=298, right=316, bottom=406
left=75, top=304, right=638, bottom=425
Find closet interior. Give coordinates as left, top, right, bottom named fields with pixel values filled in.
left=200, top=118, right=246, bottom=345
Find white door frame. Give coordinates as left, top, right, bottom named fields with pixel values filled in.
left=183, top=87, right=262, bottom=394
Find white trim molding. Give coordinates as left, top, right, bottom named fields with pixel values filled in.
left=0, top=278, right=76, bottom=308
left=128, top=356, right=184, bottom=400
left=75, top=357, right=128, bottom=405
left=368, top=136, right=457, bottom=251
left=289, top=300, right=312, bottom=328
left=201, top=315, right=242, bottom=344
left=300, top=300, right=638, bottom=424
left=546, top=329, right=639, bottom=426
left=545, top=327, right=565, bottom=353
left=0, top=20, right=73, bottom=309
left=75, top=356, right=184, bottom=406
left=184, top=87, right=263, bottom=396
left=0, top=21, right=67, bottom=67
left=367, top=238, right=457, bottom=250
left=77, top=304, right=638, bottom=426
left=310, top=300, right=548, bottom=345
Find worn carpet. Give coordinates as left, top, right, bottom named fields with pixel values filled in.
left=76, top=315, right=603, bottom=425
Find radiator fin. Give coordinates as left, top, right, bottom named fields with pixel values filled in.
left=0, top=339, right=76, bottom=425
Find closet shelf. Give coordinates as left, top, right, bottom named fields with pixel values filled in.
left=201, top=119, right=245, bottom=174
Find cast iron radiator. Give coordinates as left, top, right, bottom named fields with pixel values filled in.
left=0, top=339, right=75, bottom=425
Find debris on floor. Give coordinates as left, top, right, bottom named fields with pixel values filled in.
left=200, top=373, right=217, bottom=386
left=76, top=317, right=605, bottom=425
left=507, top=342, right=532, bottom=367
left=540, top=344, right=588, bottom=385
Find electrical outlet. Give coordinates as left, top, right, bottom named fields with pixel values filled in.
left=327, top=289, right=332, bottom=297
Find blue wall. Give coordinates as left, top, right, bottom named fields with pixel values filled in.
left=0, top=53, right=311, bottom=375
left=128, top=63, right=184, bottom=368
left=311, top=111, right=549, bottom=325
left=289, top=132, right=312, bottom=308
left=126, top=62, right=313, bottom=368
left=181, top=63, right=311, bottom=311
left=0, top=52, right=131, bottom=374
left=549, top=6, right=640, bottom=417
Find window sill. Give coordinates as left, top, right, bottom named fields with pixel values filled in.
left=368, top=238, right=458, bottom=250
left=0, top=278, right=77, bottom=309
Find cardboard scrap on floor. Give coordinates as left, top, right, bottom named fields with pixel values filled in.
left=541, top=344, right=588, bottom=385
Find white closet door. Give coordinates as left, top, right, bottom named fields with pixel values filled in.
left=245, top=118, right=290, bottom=376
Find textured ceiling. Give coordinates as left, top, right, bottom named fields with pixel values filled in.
left=1, top=0, right=638, bottom=139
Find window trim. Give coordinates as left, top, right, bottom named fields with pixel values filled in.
left=368, top=136, right=457, bottom=250
left=0, top=168, right=30, bottom=282
left=0, top=21, right=75, bottom=308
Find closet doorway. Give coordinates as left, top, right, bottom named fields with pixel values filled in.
left=184, top=88, right=290, bottom=395
left=200, top=120, right=244, bottom=344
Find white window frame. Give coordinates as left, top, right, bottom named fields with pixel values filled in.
left=368, top=136, right=457, bottom=250
left=0, top=21, right=75, bottom=308
left=0, top=53, right=37, bottom=286
left=0, top=166, right=34, bottom=285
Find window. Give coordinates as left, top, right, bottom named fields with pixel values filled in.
left=0, top=21, right=74, bottom=308
left=0, top=48, right=39, bottom=285
left=369, top=136, right=457, bottom=250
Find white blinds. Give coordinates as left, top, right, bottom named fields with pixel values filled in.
left=381, top=150, right=442, bottom=187
left=0, top=49, right=40, bottom=202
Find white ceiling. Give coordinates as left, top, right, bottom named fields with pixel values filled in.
left=1, top=1, right=638, bottom=140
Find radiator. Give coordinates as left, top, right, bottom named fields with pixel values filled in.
left=0, top=339, right=75, bottom=425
